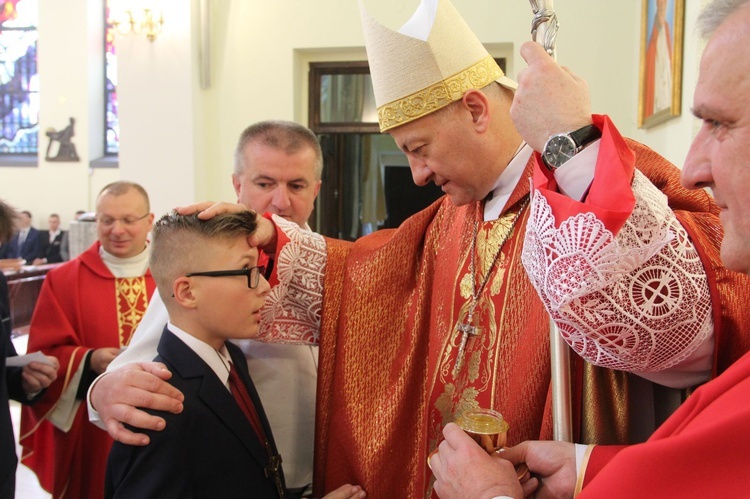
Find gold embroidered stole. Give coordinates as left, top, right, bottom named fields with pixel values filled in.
left=424, top=196, right=554, bottom=493
left=115, top=276, right=150, bottom=347
left=429, top=201, right=527, bottom=423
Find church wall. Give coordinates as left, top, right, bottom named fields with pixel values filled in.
left=0, top=0, right=118, bottom=229
left=0, top=0, right=708, bottom=232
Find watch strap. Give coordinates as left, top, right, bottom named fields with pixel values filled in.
left=569, top=124, right=602, bottom=150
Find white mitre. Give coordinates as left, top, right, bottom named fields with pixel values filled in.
left=359, top=0, right=517, bottom=132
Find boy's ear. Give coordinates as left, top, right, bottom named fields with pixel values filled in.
left=172, top=277, right=198, bottom=309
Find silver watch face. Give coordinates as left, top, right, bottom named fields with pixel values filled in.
left=543, top=135, right=577, bottom=169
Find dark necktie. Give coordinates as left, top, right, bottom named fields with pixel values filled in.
left=228, top=361, right=267, bottom=442
left=227, top=362, right=286, bottom=498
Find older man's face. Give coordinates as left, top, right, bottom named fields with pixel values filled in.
left=389, top=106, right=500, bottom=207
left=681, top=4, right=750, bottom=274
left=232, top=142, right=321, bottom=228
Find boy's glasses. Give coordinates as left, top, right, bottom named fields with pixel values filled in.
left=186, top=266, right=266, bottom=289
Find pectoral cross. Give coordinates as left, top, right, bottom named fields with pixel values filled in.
left=454, top=310, right=481, bottom=377
left=264, top=450, right=285, bottom=498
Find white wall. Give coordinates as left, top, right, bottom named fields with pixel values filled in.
left=0, top=0, right=707, bottom=231
left=115, top=0, right=198, bottom=219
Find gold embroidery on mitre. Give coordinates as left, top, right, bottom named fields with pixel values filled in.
left=115, top=277, right=149, bottom=347
left=377, top=55, right=503, bottom=132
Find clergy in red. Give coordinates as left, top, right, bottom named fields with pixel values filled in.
left=20, top=182, right=155, bottom=499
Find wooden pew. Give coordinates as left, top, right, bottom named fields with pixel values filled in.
left=2, top=263, right=62, bottom=336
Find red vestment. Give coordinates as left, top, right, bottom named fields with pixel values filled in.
left=20, top=242, right=154, bottom=499
left=307, top=117, right=750, bottom=497
left=580, top=350, right=750, bottom=497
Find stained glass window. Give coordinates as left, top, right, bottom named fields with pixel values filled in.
left=105, top=0, right=119, bottom=154
left=0, top=0, right=39, bottom=155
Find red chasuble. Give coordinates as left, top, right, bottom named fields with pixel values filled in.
left=19, top=242, right=155, bottom=499
left=580, top=350, right=750, bottom=497
left=312, top=120, right=750, bottom=498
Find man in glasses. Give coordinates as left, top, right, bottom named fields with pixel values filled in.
left=20, top=181, right=156, bottom=499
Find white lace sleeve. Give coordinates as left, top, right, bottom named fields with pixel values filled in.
left=255, top=215, right=326, bottom=345
left=522, top=170, right=713, bottom=375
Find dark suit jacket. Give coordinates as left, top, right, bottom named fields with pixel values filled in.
left=106, top=328, right=286, bottom=498
left=0, top=228, right=42, bottom=262
left=1, top=273, right=36, bottom=497
left=38, top=231, right=66, bottom=263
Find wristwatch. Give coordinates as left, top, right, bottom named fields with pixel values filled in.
left=541, top=124, right=602, bottom=171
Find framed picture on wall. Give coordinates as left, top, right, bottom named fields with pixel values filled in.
left=638, top=0, right=685, bottom=129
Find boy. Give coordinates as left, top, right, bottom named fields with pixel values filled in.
left=105, top=211, right=364, bottom=499
left=105, top=210, right=282, bottom=497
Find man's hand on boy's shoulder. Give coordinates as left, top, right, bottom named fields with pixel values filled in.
left=90, top=361, right=184, bottom=446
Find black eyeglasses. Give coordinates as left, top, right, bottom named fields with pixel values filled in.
left=96, top=213, right=150, bottom=227
left=186, top=266, right=266, bottom=289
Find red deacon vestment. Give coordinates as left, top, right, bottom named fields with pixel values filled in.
left=19, top=242, right=154, bottom=499
left=579, top=350, right=750, bottom=497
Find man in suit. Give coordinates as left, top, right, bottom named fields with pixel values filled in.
left=105, top=211, right=364, bottom=499
left=34, top=213, right=65, bottom=264
left=0, top=210, right=42, bottom=262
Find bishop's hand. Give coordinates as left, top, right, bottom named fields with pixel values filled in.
left=510, top=41, right=593, bottom=153
left=175, top=201, right=278, bottom=256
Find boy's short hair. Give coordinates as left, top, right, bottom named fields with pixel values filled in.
left=149, top=211, right=259, bottom=301
left=233, top=120, right=324, bottom=180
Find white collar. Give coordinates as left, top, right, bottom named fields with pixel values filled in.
left=167, top=322, right=233, bottom=388
left=483, top=143, right=533, bottom=221
left=99, top=243, right=150, bottom=278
